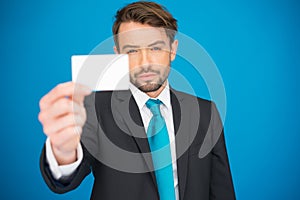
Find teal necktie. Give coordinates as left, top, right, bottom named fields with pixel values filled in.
left=146, top=99, right=176, bottom=200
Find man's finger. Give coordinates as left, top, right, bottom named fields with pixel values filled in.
left=50, top=125, right=82, bottom=150
left=40, top=82, right=91, bottom=110
left=39, top=98, right=84, bottom=123
left=43, top=113, right=86, bottom=136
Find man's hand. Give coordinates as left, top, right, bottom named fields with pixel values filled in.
left=38, top=82, right=92, bottom=165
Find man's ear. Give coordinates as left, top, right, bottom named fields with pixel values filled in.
left=170, top=40, right=178, bottom=61
left=113, top=46, right=119, bottom=54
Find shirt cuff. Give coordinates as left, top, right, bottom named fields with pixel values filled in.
left=45, top=138, right=83, bottom=180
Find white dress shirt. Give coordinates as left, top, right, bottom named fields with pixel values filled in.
left=46, top=81, right=179, bottom=199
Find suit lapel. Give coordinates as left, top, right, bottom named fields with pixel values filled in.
left=170, top=90, right=189, bottom=200
left=171, top=89, right=200, bottom=200
left=111, top=90, right=158, bottom=189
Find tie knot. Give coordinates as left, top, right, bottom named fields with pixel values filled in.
left=146, top=99, right=162, bottom=116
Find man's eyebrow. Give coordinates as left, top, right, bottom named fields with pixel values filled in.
left=121, top=40, right=167, bottom=51
left=122, top=44, right=140, bottom=51
left=148, top=40, right=166, bottom=47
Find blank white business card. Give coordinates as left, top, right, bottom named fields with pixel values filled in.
left=71, top=54, right=129, bottom=91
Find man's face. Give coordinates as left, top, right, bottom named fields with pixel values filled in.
left=115, top=22, right=178, bottom=93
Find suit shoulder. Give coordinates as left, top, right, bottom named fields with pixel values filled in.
left=94, top=90, right=113, bottom=99
left=93, top=90, right=130, bottom=102
left=171, top=89, right=213, bottom=107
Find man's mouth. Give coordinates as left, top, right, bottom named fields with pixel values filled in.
left=137, top=72, right=158, bottom=81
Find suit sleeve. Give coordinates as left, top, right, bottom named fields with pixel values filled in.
left=39, top=143, right=92, bottom=194
left=209, top=102, right=236, bottom=200
left=39, top=93, right=98, bottom=194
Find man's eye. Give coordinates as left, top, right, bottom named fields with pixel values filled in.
left=127, top=49, right=138, bottom=54
left=151, top=47, right=162, bottom=51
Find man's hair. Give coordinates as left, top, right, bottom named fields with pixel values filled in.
left=112, top=1, right=178, bottom=50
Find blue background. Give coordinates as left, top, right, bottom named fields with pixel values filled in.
left=0, top=0, right=299, bottom=199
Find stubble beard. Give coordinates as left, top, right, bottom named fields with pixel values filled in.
left=130, top=65, right=170, bottom=93
left=138, top=80, right=164, bottom=93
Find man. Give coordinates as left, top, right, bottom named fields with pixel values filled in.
left=39, top=1, right=235, bottom=199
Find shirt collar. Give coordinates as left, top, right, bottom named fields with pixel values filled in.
left=129, top=81, right=171, bottom=110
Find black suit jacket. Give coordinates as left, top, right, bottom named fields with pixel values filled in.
left=40, top=89, right=235, bottom=200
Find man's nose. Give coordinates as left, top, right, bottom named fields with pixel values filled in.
left=139, top=48, right=150, bottom=66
